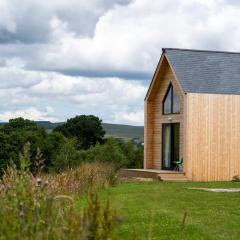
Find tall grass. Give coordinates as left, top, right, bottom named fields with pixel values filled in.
left=45, top=161, right=118, bottom=196
left=0, top=145, right=119, bottom=239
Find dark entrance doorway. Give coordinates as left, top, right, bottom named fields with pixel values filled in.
left=162, top=123, right=180, bottom=170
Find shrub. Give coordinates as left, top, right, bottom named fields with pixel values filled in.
left=42, top=131, right=66, bottom=169
left=74, top=138, right=143, bottom=169
left=85, top=139, right=128, bottom=168
left=232, top=175, right=240, bottom=182
left=51, top=137, right=79, bottom=172
left=118, top=140, right=143, bottom=169
left=0, top=148, right=119, bottom=239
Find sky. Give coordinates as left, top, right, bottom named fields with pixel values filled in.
left=0, top=0, right=240, bottom=125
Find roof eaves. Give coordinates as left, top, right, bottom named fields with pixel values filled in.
left=144, top=51, right=165, bottom=100
left=163, top=48, right=240, bottom=55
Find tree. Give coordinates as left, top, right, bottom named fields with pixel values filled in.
left=2, top=117, right=38, bottom=133
left=0, top=118, right=47, bottom=174
left=54, top=115, right=105, bottom=150
left=0, top=131, right=12, bottom=174
left=42, top=131, right=66, bottom=169
left=51, top=137, right=79, bottom=172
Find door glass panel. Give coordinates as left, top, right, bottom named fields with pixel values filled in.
left=162, top=125, right=171, bottom=169
left=173, top=124, right=180, bottom=163
left=162, top=123, right=180, bottom=170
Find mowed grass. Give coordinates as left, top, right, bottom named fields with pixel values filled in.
left=98, top=181, right=240, bottom=240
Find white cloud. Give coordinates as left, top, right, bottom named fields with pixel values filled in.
left=113, top=110, right=144, bottom=125
left=1, top=0, right=240, bottom=125
left=0, top=65, right=147, bottom=124
left=0, top=0, right=130, bottom=43
left=35, top=0, right=240, bottom=75
left=0, top=0, right=16, bottom=33
left=0, top=107, right=57, bottom=122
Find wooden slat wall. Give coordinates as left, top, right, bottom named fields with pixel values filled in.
left=186, top=93, right=240, bottom=181
left=144, top=101, right=154, bottom=168
left=144, top=56, right=185, bottom=169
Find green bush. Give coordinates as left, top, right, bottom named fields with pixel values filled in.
left=118, top=140, right=143, bottom=169
left=0, top=147, right=119, bottom=239
left=73, top=138, right=143, bottom=169
left=51, top=137, right=79, bottom=172
left=84, top=139, right=128, bottom=168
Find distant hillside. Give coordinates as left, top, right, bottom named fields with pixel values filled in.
left=35, top=121, right=64, bottom=130
left=0, top=121, right=144, bottom=141
left=102, top=123, right=143, bottom=140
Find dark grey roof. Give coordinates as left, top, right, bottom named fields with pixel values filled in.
left=164, top=48, right=240, bottom=95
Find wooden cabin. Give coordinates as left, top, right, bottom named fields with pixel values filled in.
left=144, top=48, right=240, bottom=181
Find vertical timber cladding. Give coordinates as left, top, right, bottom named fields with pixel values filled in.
left=145, top=56, right=185, bottom=170
left=144, top=100, right=154, bottom=168
left=186, top=93, right=240, bottom=181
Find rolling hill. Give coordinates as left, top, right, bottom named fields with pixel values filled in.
left=0, top=121, right=144, bottom=141
left=102, top=123, right=143, bottom=140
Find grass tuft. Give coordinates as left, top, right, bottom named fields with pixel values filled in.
left=0, top=147, right=120, bottom=239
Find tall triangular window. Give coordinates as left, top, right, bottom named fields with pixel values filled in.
left=163, top=83, right=180, bottom=114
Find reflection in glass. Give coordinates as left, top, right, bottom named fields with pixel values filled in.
left=163, top=84, right=180, bottom=114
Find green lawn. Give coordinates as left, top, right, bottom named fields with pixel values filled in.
left=99, top=181, right=240, bottom=240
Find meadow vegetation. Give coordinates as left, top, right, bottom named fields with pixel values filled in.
left=0, top=145, right=120, bottom=239
left=2, top=115, right=238, bottom=240
left=0, top=116, right=143, bottom=176
left=0, top=115, right=143, bottom=239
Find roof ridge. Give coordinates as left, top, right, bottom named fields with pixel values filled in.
left=162, top=48, right=240, bottom=55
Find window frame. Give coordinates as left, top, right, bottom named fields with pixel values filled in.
left=162, top=83, right=180, bottom=115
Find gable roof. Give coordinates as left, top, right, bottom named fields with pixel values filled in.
left=164, top=48, right=240, bottom=95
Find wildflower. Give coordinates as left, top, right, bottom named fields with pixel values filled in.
left=36, top=177, right=42, bottom=187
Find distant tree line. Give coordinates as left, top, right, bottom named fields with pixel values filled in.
left=0, top=115, right=143, bottom=175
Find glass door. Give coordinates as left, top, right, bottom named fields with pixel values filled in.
left=162, top=123, right=180, bottom=170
